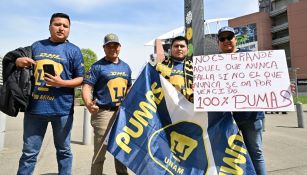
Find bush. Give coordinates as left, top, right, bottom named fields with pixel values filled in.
left=75, top=87, right=82, bottom=98
left=294, top=96, right=307, bottom=104
left=79, top=98, right=85, bottom=106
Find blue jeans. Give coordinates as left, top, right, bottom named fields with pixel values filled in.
left=17, top=113, right=73, bottom=175
left=237, top=119, right=266, bottom=175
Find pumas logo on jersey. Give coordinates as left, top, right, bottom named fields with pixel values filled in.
left=34, top=59, right=64, bottom=87
left=169, top=75, right=185, bottom=91
left=107, top=77, right=128, bottom=105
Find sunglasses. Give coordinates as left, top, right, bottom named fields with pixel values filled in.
left=218, top=35, right=234, bottom=42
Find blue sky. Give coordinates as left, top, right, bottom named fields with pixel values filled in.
left=0, top=0, right=259, bottom=78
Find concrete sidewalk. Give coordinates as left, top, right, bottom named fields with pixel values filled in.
left=0, top=107, right=125, bottom=175
left=0, top=106, right=307, bottom=175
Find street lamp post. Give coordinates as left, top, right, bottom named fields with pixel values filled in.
left=293, top=67, right=304, bottom=128
left=295, top=68, right=299, bottom=100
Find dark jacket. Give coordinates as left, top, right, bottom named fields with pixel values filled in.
left=0, top=46, right=33, bottom=116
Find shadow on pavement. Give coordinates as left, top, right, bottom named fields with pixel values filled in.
left=276, top=126, right=300, bottom=128
left=71, top=140, right=83, bottom=145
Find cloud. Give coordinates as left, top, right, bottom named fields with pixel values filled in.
left=0, top=14, right=153, bottom=78
left=0, top=15, right=49, bottom=56
left=68, top=20, right=158, bottom=78
left=205, top=0, right=259, bottom=19
left=51, top=0, right=146, bottom=12
left=53, top=0, right=109, bottom=10
left=0, top=0, right=260, bottom=78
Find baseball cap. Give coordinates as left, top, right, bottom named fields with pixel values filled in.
left=217, top=26, right=235, bottom=37
left=103, top=33, right=120, bottom=46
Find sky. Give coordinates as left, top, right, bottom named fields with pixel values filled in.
left=0, top=0, right=259, bottom=78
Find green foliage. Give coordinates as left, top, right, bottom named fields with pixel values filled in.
left=79, top=98, right=85, bottom=106
left=81, top=48, right=97, bottom=74
left=74, top=49, right=96, bottom=105
left=75, top=88, right=81, bottom=98
left=74, top=87, right=84, bottom=106
left=294, top=96, right=307, bottom=104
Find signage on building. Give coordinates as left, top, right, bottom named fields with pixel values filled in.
left=297, top=79, right=307, bottom=85
left=234, top=23, right=258, bottom=51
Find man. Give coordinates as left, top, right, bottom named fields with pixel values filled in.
left=217, top=26, right=266, bottom=175
left=82, top=33, right=131, bottom=175
left=16, top=13, right=84, bottom=175
left=156, top=36, right=193, bottom=102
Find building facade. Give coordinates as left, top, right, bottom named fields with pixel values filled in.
left=230, top=0, right=307, bottom=91
left=150, top=0, right=307, bottom=92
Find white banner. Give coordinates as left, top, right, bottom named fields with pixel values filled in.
left=193, top=50, right=295, bottom=111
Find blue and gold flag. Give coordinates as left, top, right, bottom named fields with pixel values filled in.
left=107, top=64, right=256, bottom=175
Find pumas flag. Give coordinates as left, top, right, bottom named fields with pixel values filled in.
left=107, top=64, right=256, bottom=175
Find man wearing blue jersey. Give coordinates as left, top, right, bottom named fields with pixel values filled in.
left=155, top=33, right=266, bottom=174
left=15, top=13, right=84, bottom=175
left=82, top=33, right=131, bottom=175
left=217, top=26, right=266, bottom=175
left=156, top=36, right=193, bottom=102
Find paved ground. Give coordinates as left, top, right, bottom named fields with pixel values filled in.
left=0, top=106, right=307, bottom=175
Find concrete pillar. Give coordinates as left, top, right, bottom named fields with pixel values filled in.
left=262, top=118, right=266, bottom=132
left=83, top=108, right=92, bottom=145
left=0, top=112, right=6, bottom=151
left=296, top=103, right=305, bottom=128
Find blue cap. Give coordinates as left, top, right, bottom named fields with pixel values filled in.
left=218, top=26, right=235, bottom=37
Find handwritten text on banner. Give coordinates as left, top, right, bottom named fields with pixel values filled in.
left=193, top=50, right=295, bottom=111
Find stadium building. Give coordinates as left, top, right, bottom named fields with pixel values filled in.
left=146, top=0, right=307, bottom=93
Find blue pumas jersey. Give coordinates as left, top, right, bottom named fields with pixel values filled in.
left=28, top=39, right=84, bottom=116
left=84, top=58, right=132, bottom=107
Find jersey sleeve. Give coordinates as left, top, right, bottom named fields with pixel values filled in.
left=84, top=64, right=98, bottom=86
left=127, top=66, right=132, bottom=87
left=72, top=48, right=85, bottom=78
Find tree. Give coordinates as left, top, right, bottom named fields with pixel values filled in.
left=81, top=48, right=97, bottom=75
left=75, top=48, right=97, bottom=104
